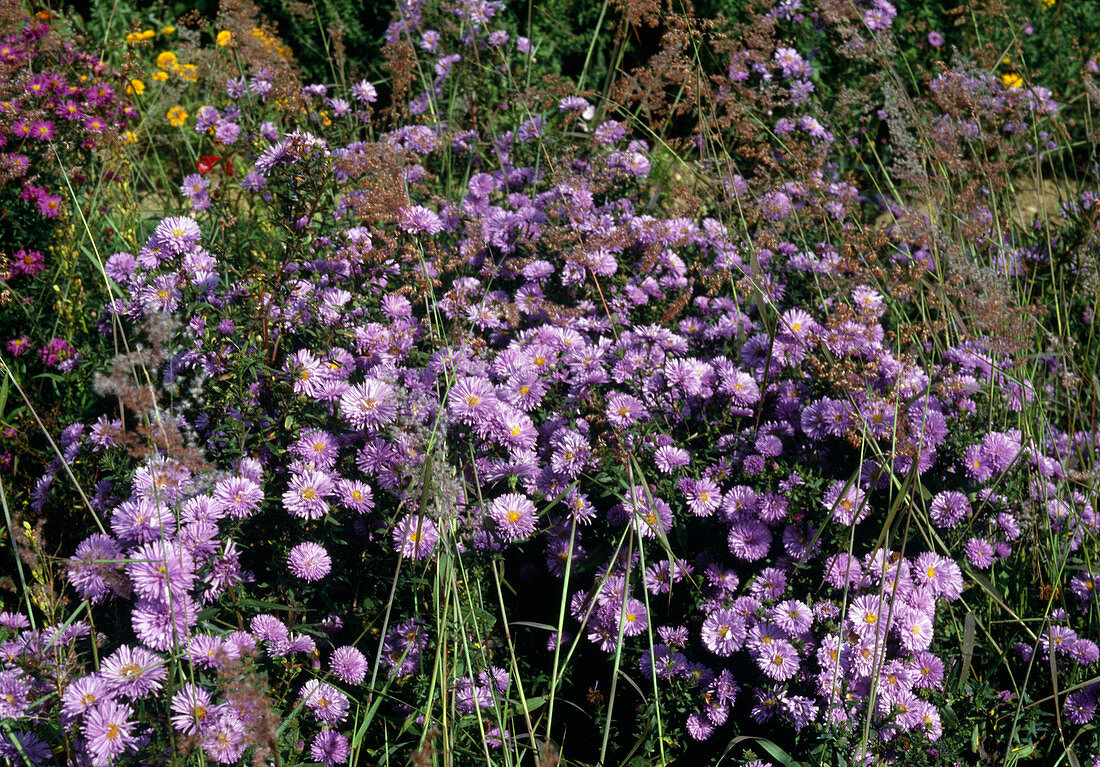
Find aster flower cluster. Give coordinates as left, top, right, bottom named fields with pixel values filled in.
left=9, top=0, right=1100, bottom=763
left=0, top=9, right=131, bottom=374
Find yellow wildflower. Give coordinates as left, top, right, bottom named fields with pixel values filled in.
left=161, top=26, right=175, bottom=35
left=1039, top=0, right=1055, bottom=7
left=166, top=106, right=188, bottom=126
left=217, top=30, right=232, bottom=46
left=1002, top=73, right=1023, bottom=89
left=176, top=63, right=199, bottom=82
left=126, top=79, right=145, bottom=96
left=124, top=130, right=138, bottom=143
left=151, top=70, right=168, bottom=82
left=156, top=51, right=177, bottom=69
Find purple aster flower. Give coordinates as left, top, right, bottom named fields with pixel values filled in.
left=963, top=444, right=993, bottom=482
left=913, top=552, right=962, bottom=600
left=62, top=674, right=111, bottom=721
left=251, top=614, right=289, bottom=645
left=340, top=378, right=398, bottom=430
left=680, top=477, right=721, bottom=517
left=212, top=475, right=264, bottom=519
left=331, top=646, right=369, bottom=684
left=981, top=431, right=1020, bottom=474
left=286, top=349, right=326, bottom=398
left=397, top=204, right=443, bottom=235
left=654, top=445, right=690, bottom=472
left=488, top=493, right=538, bottom=541
left=188, top=633, right=231, bottom=670
left=700, top=609, right=745, bottom=656
left=291, top=428, right=339, bottom=468
left=131, top=594, right=198, bottom=651
left=287, top=542, right=332, bottom=581
left=201, top=711, right=247, bottom=763
left=447, top=375, right=497, bottom=424
left=1043, top=625, right=1078, bottom=657
left=727, top=518, right=772, bottom=561
left=101, top=645, right=167, bottom=699
left=0, top=669, right=29, bottom=718
left=126, top=540, right=195, bottom=602
left=282, top=468, right=334, bottom=520
left=897, top=607, right=934, bottom=652
left=1065, top=690, right=1097, bottom=725
left=929, top=490, right=970, bottom=528
left=823, top=481, right=869, bottom=525
left=301, top=679, right=350, bottom=723
left=771, top=599, right=813, bottom=636
left=351, top=79, right=377, bottom=103
left=0, top=730, right=50, bottom=764
left=757, top=638, right=800, bottom=681
left=214, top=121, right=240, bottom=144
left=153, top=215, right=202, bottom=254
left=393, top=515, right=438, bottom=560
left=964, top=537, right=995, bottom=568
left=336, top=479, right=374, bottom=513
left=83, top=699, right=136, bottom=764
left=312, top=730, right=350, bottom=764
left=909, top=650, right=945, bottom=690
left=68, top=533, right=125, bottom=604
left=170, top=683, right=214, bottom=735
left=686, top=711, right=714, bottom=740
left=928, top=31, right=944, bottom=47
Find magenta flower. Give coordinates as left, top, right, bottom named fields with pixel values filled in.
left=36, top=192, right=62, bottom=217
left=287, top=542, right=332, bottom=581
left=10, top=248, right=44, bottom=277
left=5, top=337, right=31, bottom=356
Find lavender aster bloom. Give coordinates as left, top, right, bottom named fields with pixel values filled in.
left=340, top=378, right=398, bottom=430
left=311, top=730, right=351, bottom=764
left=301, top=679, right=350, bottom=723
left=288, top=542, right=332, bottom=581
left=101, top=645, right=167, bottom=699
left=83, top=700, right=136, bottom=765
left=393, top=515, right=438, bottom=560
left=126, top=540, right=195, bottom=602
left=331, top=646, right=369, bottom=684
left=0, top=670, right=29, bottom=718
left=397, top=204, right=443, bottom=235
left=153, top=216, right=202, bottom=255
left=61, top=674, right=111, bottom=721
left=282, top=468, right=334, bottom=520
left=170, top=683, right=214, bottom=735
left=488, top=493, right=538, bottom=541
